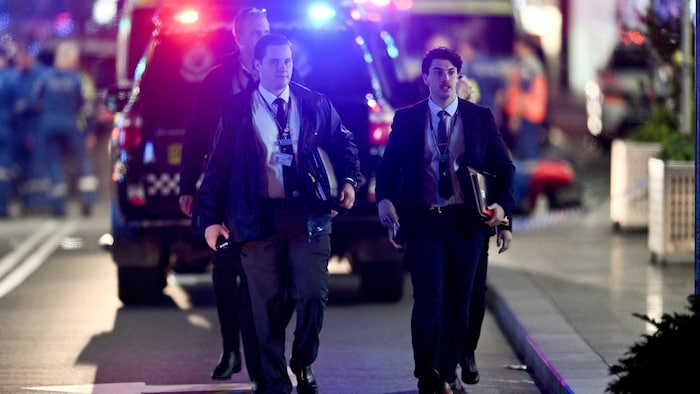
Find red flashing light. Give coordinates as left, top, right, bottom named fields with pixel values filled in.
left=370, top=122, right=391, bottom=145
left=117, top=110, right=144, bottom=150
left=174, top=9, right=199, bottom=24
left=620, top=30, right=644, bottom=45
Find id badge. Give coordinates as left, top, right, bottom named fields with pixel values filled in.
left=273, top=151, right=294, bottom=167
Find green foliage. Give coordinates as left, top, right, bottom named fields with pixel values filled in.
left=628, top=104, right=694, bottom=161
left=628, top=105, right=678, bottom=143
left=607, top=295, right=700, bottom=393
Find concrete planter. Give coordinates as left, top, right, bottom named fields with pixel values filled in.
left=647, top=157, right=694, bottom=263
left=610, top=139, right=662, bottom=230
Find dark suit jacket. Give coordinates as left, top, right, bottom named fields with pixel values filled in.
left=376, top=98, right=514, bottom=241
left=196, top=82, right=362, bottom=243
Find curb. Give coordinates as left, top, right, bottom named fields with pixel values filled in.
left=486, top=265, right=610, bottom=394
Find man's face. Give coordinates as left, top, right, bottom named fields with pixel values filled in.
left=237, top=15, right=270, bottom=56
left=255, top=44, right=293, bottom=92
left=422, top=58, right=458, bottom=103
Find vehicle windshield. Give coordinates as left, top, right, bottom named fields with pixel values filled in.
left=138, top=28, right=236, bottom=130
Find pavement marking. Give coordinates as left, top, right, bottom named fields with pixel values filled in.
left=0, top=220, right=77, bottom=299
left=0, top=220, right=59, bottom=279
left=23, top=382, right=253, bottom=393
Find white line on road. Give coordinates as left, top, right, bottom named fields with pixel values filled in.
left=0, top=220, right=77, bottom=299
left=23, top=382, right=254, bottom=393
left=0, top=220, right=59, bottom=279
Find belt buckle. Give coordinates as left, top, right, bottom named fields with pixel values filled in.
left=429, top=205, right=443, bottom=214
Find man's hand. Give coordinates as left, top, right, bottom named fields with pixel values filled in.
left=338, top=183, right=356, bottom=210
left=179, top=195, right=194, bottom=217
left=484, top=203, right=506, bottom=227
left=204, top=224, right=229, bottom=251
left=496, top=229, right=512, bottom=254
left=378, top=199, right=402, bottom=249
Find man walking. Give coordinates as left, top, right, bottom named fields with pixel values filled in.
left=196, top=33, right=362, bottom=394
left=178, top=7, right=270, bottom=381
left=376, top=47, right=514, bottom=393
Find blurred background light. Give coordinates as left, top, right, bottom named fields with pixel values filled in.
left=308, top=2, right=337, bottom=22
left=54, top=12, right=75, bottom=37
left=93, top=0, right=118, bottom=25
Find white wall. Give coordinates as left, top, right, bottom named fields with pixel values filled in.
left=568, top=0, right=619, bottom=95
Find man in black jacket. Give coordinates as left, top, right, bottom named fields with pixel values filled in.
left=196, top=34, right=362, bottom=394
left=376, top=47, right=514, bottom=393
left=178, top=7, right=269, bottom=381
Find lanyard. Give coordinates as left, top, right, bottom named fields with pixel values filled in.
left=257, top=90, right=290, bottom=140
left=427, top=107, right=458, bottom=161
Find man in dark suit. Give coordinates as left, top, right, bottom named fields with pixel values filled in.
left=376, top=47, right=514, bottom=393
left=196, top=33, right=362, bottom=394
left=178, top=7, right=270, bottom=381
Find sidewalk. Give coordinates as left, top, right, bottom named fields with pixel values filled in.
left=485, top=164, right=696, bottom=393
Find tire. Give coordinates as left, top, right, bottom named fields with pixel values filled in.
left=117, top=266, right=168, bottom=305
left=359, top=261, right=405, bottom=302
left=110, top=203, right=169, bottom=305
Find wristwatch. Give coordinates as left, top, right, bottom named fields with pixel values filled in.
left=342, top=177, right=359, bottom=191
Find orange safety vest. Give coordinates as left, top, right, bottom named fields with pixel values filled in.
left=504, top=68, right=548, bottom=124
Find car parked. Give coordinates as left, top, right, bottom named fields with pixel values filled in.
left=585, top=31, right=673, bottom=144
left=106, top=0, right=411, bottom=304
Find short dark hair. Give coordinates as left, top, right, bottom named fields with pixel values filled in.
left=421, top=47, right=463, bottom=75
left=254, top=33, right=292, bottom=61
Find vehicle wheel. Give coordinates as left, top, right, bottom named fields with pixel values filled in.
left=117, top=265, right=168, bottom=305
left=359, top=261, right=405, bottom=302
left=111, top=203, right=169, bottom=305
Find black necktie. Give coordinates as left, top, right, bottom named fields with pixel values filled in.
left=437, top=110, right=453, bottom=199
left=274, top=98, right=297, bottom=199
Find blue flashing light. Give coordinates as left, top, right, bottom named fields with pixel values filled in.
left=308, top=3, right=337, bottom=22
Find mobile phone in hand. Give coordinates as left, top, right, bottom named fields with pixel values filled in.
left=216, top=235, right=230, bottom=251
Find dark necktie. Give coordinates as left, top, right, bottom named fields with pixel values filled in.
left=274, top=98, right=298, bottom=199
left=437, top=110, right=453, bottom=199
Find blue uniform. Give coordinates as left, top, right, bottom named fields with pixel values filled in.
left=0, top=64, right=17, bottom=217
left=14, top=62, right=49, bottom=209
left=39, top=67, right=97, bottom=216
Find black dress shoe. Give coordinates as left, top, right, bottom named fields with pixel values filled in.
left=292, top=365, right=318, bottom=394
left=418, top=369, right=443, bottom=394
left=460, top=353, right=480, bottom=385
left=211, top=351, right=242, bottom=380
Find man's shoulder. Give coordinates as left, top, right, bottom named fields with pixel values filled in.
left=203, top=56, right=239, bottom=82
left=396, top=99, right=428, bottom=117
left=290, top=82, right=321, bottom=100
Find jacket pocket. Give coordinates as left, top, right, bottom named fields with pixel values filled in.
left=307, top=213, right=332, bottom=239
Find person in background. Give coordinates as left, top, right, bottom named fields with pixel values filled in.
left=0, top=46, right=17, bottom=218
left=13, top=40, right=49, bottom=214
left=196, top=33, right=362, bottom=394
left=503, top=34, right=548, bottom=161
left=38, top=40, right=98, bottom=217
left=178, top=7, right=270, bottom=382
left=458, top=38, right=507, bottom=122
left=454, top=75, right=514, bottom=387
left=376, top=47, right=514, bottom=393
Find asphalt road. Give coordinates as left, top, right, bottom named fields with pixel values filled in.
left=0, top=201, right=540, bottom=394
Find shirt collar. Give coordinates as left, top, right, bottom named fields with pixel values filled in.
left=428, top=96, right=458, bottom=118
left=258, top=85, right=291, bottom=105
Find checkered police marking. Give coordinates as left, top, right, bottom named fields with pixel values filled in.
left=146, top=173, right=180, bottom=196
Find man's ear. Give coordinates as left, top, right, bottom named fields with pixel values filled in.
left=254, top=59, right=261, bottom=72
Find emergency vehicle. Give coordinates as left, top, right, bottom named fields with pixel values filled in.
left=106, top=0, right=411, bottom=304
